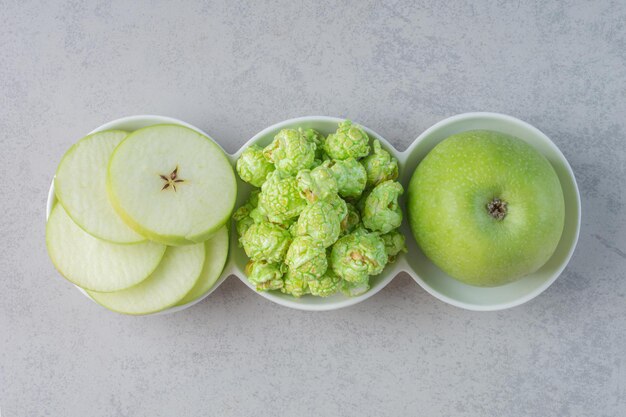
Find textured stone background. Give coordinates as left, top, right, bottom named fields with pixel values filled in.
left=1, top=1, right=625, bottom=416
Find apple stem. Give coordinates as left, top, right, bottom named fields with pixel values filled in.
left=487, top=198, right=507, bottom=220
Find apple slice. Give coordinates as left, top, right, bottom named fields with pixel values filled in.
left=54, top=130, right=146, bottom=244
left=176, top=225, right=229, bottom=306
left=87, top=243, right=206, bottom=315
left=107, top=124, right=236, bottom=246
left=46, top=204, right=166, bottom=292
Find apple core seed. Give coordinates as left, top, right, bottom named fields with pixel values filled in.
left=159, top=166, right=186, bottom=192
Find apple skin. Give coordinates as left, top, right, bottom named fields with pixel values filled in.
left=407, top=130, right=565, bottom=287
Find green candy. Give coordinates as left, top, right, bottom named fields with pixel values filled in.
left=381, top=230, right=407, bottom=263
left=282, top=270, right=310, bottom=297
left=301, top=128, right=326, bottom=159
left=235, top=216, right=254, bottom=242
left=247, top=189, right=260, bottom=207
left=287, top=220, right=298, bottom=237
left=295, top=200, right=341, bottom=247
left=240, top=221, right=291, bottom=263
left=308, top=269, right=342, bottom=297
left=263, top=128, right=316, bottom=175
left=326, top=193, right=348, bottom=222
left=236, top=144, right=275, bottom=187
left=258, top=171, right=307, bottom=223
left=232, top=190, right=260, bottom=239
left=248, top=206, right=267, bottom=224
left=245, top=260, right=285, bottom=291
left=296, top=165, right=338, bottom=203
left=340, top=203, right=361, bottom=236
left=330, top=230, right=387, bottom=283
left=340, top=280, right=370, bottom=297
left=361, top=180, right=404, bottom=234
left=361, top=140, right=399, bottom=188
left=285, top=236, right=328, bottom=281
left=326, top=158, right=367, bottom=199
left=323, top=120, right=370, bottom=160
left=233, top=119, right=405, bottom=299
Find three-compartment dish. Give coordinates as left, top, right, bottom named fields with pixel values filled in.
left=46, top=113, right=581, bottom=313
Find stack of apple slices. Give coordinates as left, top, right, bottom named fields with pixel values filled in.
left=46, top=125, right=236, bottom=315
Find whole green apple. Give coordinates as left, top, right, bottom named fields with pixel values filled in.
left=407, top=130, right=565, bottom=287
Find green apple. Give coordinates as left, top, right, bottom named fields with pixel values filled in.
left=107, top=124, right=236, bottom=246
left=54, top=130, right=146, bottom=244
left=46, top=204, right=166, bottom=292
left=407, top=130, right=565, bottom=287
left=87, top=243, right=206, bottom=315
left=176, top=225, right=229, bottom=306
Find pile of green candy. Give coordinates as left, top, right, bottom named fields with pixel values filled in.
left=233, top=120, right=406, bottom=298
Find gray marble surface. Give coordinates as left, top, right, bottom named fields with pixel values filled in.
left=1, top=1, right=625, bottom=416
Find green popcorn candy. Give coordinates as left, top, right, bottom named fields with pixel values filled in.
left=258, top=171, right=307, bottom=223
left=296, top=165, right=338, bottom=203
left=326, top=193, right=348, bottom=222
left=282, top=270, right=310, bottom=297
left=340, top=280, right=370, bottom=297
left=381, top=230, right=407, bottom=263
left=326, top=158, right=367, bottom=199
left=235, top=216, right=255, bottom=241
left=301, top=128, right=326, bottom=159
left=295, top=200, right=341, bottom=247
left=287, top=220, right=298, bottom=237
left=350, top=225, right=370, bottom=237
left=233, top=190, right=260, bottom=239
left=330, top=230, right=387, bottom=283
left=355, top=187, right=370, bottom=214
left=285, top=236, right=328, bottom=281
left=247, top=189, right=260, bottom=207
left=257, top=279, right=284, bottom=291
left=324, top=120, right=370, bottom=160
left=263, top=128, right=316, bottom=175
left=310, top=159, right=323, bottom=169
left=361, top=140, right=399, bottom=188
left=240, top=221, right=291, bottom=263
left=245, top=260, right=285, bottom=291
left=361, top=180, right=404, bottom=234
left=308, top=269, right=341, bottom=297
left=248, top=206, right=267, bottom=224
left=340, top=203, right=361, bottom=235
left=236, top=144, right=275, bottom=187
left=301, top=128, right=324, bottom=147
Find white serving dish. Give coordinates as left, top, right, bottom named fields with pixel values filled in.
left=46, top=113, right=581, bottom=313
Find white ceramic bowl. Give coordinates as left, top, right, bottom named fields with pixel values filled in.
left=229, top=116, right=404, bottom=310
left=401, top=112, right=581, bottom=310
left=46, top=115, right=230, bottom=315
left=47, top=113, right=580, bottom=313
